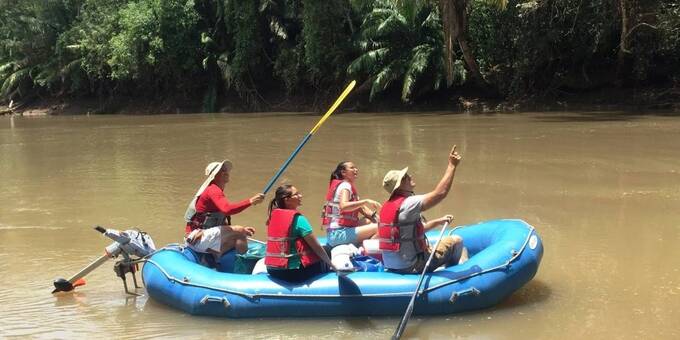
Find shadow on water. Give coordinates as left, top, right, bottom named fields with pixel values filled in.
left=491, top=279, right=552, bottom=310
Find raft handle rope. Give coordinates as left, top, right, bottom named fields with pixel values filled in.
left=200, top=295, right=231, bottom=309
left=145, top=251, right=419, bottom=300
left=449, top=287, right=480, bottom=304
left=142, top=226, right=536, bottom=300
left=422, top=223, right=536, bottom=295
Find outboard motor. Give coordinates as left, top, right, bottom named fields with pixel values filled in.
left=52, top=226, right=156, bottom=295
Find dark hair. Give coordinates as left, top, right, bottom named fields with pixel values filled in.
left=330, top=161, right=350, bottom=182
left=266, top=184, right=294, bottom=224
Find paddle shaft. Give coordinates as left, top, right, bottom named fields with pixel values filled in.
left=261, top=80, right=356, bottom=194
left=392, top=219, right=452, bottom=340
left=262, top=133, right=312, bottom=194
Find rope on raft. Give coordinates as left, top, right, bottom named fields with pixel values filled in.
left=141, top=224, right=536, bottom=300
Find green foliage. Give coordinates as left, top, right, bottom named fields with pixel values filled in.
left=262, top=0, right=305, bottom=95
left=0, top=0, right=82, bottom=101
left=108, top=0, right=199, bottom=85
left=302, top=0, right=351, bottom=88
left=222, top=0, right=268, bottom=107
left=1, top=0, right=679, bottom=107
left=658, top=2, right=680, bottom=58
left=469, top=0, right=621, bottom=97
left=348, top=0, right=449, bottom=103
left=649, top=2, right=680, bottom=81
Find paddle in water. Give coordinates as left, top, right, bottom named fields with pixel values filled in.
left=392, top=217, right=453, bottom=339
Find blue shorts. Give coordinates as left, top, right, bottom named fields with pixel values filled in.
left=327, top=228, right=359, bottom=247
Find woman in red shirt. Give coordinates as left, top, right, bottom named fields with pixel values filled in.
left=184, top=160, right=264, bottom=259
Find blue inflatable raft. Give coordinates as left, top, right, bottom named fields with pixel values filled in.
left=142, top=219, right=543, bottom=318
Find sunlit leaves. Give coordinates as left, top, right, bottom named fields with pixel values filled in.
left=349, top=0, right=451, bottom=103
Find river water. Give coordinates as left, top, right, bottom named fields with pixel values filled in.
left=1, top=111, right=679, bottom=339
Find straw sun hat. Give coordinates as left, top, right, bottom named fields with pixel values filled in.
left=184, top=159, right=233, bottom=221
left=382, top=167, right=409, bottom=195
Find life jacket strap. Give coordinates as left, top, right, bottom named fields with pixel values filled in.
left=378, top=237, right=424, bottom=243
left=265, top=250, right=313, bottom=258
left=322, top=202, right=360, bottom=220
left=267, top=236, right=296, bottom=242
left=189, top=212, right=231, bottom=230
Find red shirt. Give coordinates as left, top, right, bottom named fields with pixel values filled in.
left=185, top=183, right=252, bottom=233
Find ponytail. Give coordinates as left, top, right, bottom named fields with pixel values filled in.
left=329, top=161, right=349, bottom=183
left=266, top=184, right=294, bottom=224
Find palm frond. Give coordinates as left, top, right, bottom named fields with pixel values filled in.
left=60, top=58, right=83, bottom=78
left=361, top=9, right=394, bottom=39
left=259, top=0, right=276, bottom=13
left=357, top=39, right=386, bottom=51
left=269, top=18, right=288, bottom=40
left=354, top=0, right=446, bottom=103
left=376, top=12, right=407, bottom=37
left=421, top=8, right=441, bottom=33
left=370, top=61, right=404, bottom=101
left=402, top=44, right=434, bottom=102
left=1, top=67, right=30, bottom=97
left=0, top=62, right=17, bottom=77
left=34, top=66, right=59, bottom=88
left=348, top=47, right=390, bottom=76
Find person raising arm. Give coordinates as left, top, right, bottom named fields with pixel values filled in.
left=378, top=146, right=468, bottom=274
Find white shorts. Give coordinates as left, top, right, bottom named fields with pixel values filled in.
left=186, top=227, right=222, bottom=253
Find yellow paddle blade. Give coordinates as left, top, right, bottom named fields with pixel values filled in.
left=309, top=80, right=356, bottom=135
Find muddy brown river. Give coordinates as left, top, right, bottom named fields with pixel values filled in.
left=1, top=111, right=679, bottom=339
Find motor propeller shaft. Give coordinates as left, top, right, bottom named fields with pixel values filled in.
left=52, top=226, right=155, bottom=294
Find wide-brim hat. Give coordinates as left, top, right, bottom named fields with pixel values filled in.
left=202, top=159, right=232, bottom=186
left=382, top=167, right=409, bottom=195
left=184, top=159, right=232, bottom=221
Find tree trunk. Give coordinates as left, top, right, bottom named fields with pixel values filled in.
left=438, top=0, right=486, bottom=87
left=616, top=0, right=632, bottom=85
left=438, top=0, right=457, bottom=86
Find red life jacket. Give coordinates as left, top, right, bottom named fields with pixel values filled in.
left=185, top=212, right=230, bottom=234
left=321, top=179, right=360, bottom=229
left=378, top=194, right=427, bottom=252
left=184, top=186, right=232, bottom=234
left=265, top=209, right=320, bottom=269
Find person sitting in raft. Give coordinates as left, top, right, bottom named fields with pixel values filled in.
left=322, top=161, right=382, bottom=247
left=184, top=160, right=264, bottom=261
left=266, top=184, right=335, bottom=282
left=379, top=146, right=468, bottom=274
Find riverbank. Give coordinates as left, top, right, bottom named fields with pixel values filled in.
left=3, top=85, right=679, bottom=116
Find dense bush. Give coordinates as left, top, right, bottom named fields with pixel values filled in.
left=1, top=0, right=678, bottom=109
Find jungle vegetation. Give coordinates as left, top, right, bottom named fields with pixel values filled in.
left=1, top=0, right=678, bottom=112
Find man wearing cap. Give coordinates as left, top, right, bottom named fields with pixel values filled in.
left=184, top=160, right=265, bottom=259
left=378, top=145, right=468, bottom=273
